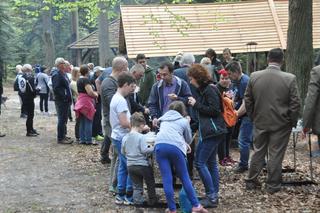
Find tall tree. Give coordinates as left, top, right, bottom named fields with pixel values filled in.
left=98, top=1, right=110, bottom=67
left=286, top=0, right=313, bottom=102
left=42, top=5, right=55, bottom=67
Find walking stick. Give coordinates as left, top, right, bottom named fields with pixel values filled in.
left=308, top=133, right=314, bottom=182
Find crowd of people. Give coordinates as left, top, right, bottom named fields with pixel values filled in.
left=0, top=47, right=319, bottom=213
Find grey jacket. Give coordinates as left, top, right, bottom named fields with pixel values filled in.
left=155, top=110, right=192, bottom=155
left=245, top=65, right=301, bottom=131
left=303, top=65, right=320, bottom=134
left=101, top=75, right=118, bottom=120
left=121, top=131, right=154, bottom=167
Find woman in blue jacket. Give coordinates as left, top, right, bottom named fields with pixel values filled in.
left=187, top=64, right=227, bottom=208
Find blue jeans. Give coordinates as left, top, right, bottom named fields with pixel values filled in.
left=195, top=135, right=224, bottom=199
left=55, top=101, right=70, bottom=141
left=155, top=143, right=199, bottom=211
left=112, top=138, right=133, bottom=195
left=79, top=115, right=93, bottom=143
left=238, top=116, right=253, bottom=168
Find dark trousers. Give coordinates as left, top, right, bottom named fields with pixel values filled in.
left=19, top=93, right=26, bottom=115
left=39, top=93, right=49, bottom=112
left=92, top=101, right=103, bottom=137
left=75, top=117, right=80, bottom=140
left=55, top=101, right=70, bottom=141
left=22, top=97, right=35, bottom=133
left=101, top=120, right=112, bottom=160
left=247, top=126, right=291, bottom=191
left=218, top=128, right=232, bottom=161
left=128, top=165, right=157, bottom=204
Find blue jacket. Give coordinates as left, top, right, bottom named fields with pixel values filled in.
left=51, top=68, right=72, bottom=103
left=148, top=76, right=191, bottom=119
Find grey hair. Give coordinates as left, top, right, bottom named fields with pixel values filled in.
left=200, top=57, right=211, bottom=65
left=181, top=53, right=195, bottom=66
left=112, top=56, right=128, bottom=73
left=16, top=65, right=22, bottom=72
left=22, top=64, right=33, bottom=72
left=130, top=64, right=145, bottom=74
left=55, top=57, right=65, bottom=66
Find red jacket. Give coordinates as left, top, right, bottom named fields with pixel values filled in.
left=74, top=93, right=96, bottom=120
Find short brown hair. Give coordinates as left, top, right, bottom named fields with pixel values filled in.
left=187, top=64, right=212, bottom=88
left=80, top=64, right=89, bottom=76
left=130, top=112, right=146, bottom=127
left=169, top=101, right=187, bottom=116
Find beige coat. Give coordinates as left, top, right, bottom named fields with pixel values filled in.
left=244, top=65, right=301, bottom=131
left=303, top=65, right=320, bottom=134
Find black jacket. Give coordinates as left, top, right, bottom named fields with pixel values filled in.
left=51, top=69, right=72, bottom=103
left=193, top=84, right=227, bottom=140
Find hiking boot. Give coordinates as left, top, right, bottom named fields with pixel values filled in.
left=94, top=135, right=104, bottom=141
left=31, top=129, right=40, bottom=135
left=57, top=138, right=73, bottom=144
left=265, top=187, right=280, bottom=194
left=101, top=157, right=111, bottom=164
left=26, top=132, right=38, bottom=137
left=115, top=195, right=125, bottom=205
left=192, top=204, right=208, bottom=213
left=199, top=197, right=218, bottom=208
left=245, top=179, right=261, bottom=190
left=233, top=164, right=248, bottom=173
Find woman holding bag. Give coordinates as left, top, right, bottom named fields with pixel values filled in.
left=187, top=64, right=227, bottom=208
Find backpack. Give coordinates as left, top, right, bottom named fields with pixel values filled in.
left=13, top=77, right=19, bottom=91
left=221, top=92, right=238, bottom=127
left=19, top=74, right=36, bottom=96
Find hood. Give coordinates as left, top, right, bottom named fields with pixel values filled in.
left=145, top=66, right=153, bottom=73
left=51, top=67, right=59, bottom=76
left=159, top=110, right=184, bottom=122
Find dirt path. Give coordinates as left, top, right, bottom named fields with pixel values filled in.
left=0, top=86, right=319, bottom=212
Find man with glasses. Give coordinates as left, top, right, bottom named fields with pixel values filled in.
left=52, top=57, right=73, bottom=144
left=148, top=62, right=191, bottom=129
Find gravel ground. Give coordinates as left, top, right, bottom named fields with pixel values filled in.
left=0, top=86, right=319, bottom=213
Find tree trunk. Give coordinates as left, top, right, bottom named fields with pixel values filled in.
left=71, top=8, right=81, bottom=66
left=98, top=1, right=110, bottom=67
left=286, top=0, right=313, bottom=102
left=42, top=8, right=55, bottom=68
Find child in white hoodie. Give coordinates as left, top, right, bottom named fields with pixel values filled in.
left=154, top=101, right=207, bottom=213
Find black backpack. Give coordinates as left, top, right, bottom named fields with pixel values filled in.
left=13, top=77, right=19, bottom=91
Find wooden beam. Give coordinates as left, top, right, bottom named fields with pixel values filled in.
left=268, top=0, right=286, bottom=49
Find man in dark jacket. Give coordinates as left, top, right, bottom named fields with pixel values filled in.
left=18, top=64, right=39, bottom=137
left=136, top=54, right=156, bottom=106
left=148, top=62, right=192, bottom=128
left=303, top=65, right=320, bottom=156
left=52, top=57, right=73, bottom=144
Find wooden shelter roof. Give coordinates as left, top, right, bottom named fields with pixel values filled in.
left=119, top=0, right=320, bottom=58
left=67, top=19, right=120, bottom=49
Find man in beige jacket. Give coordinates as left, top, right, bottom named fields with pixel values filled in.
left=244, top=48, right=301, bottom=193
left=303, top=65, right=320, bottom=156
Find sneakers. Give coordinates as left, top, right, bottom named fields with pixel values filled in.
left=165, top=209, right=177, bottom=213
left=225, top=156, right=237, bottom=165
left=233, top=164, right=248, bottom=173
left=0, top=132, right=6, bottom=137
left=94, top=135, right=104, bottom=141
left=115, top=195, right=125, bottom=205
left=108, top=185, right=117, bottom=195
left=192, top=205, right=208, bottom=213
left=124, top=196, right=133, bottom=205
left=199, top=197, right=218, bottom=208
left=115, top=195, right=133, bottom=205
